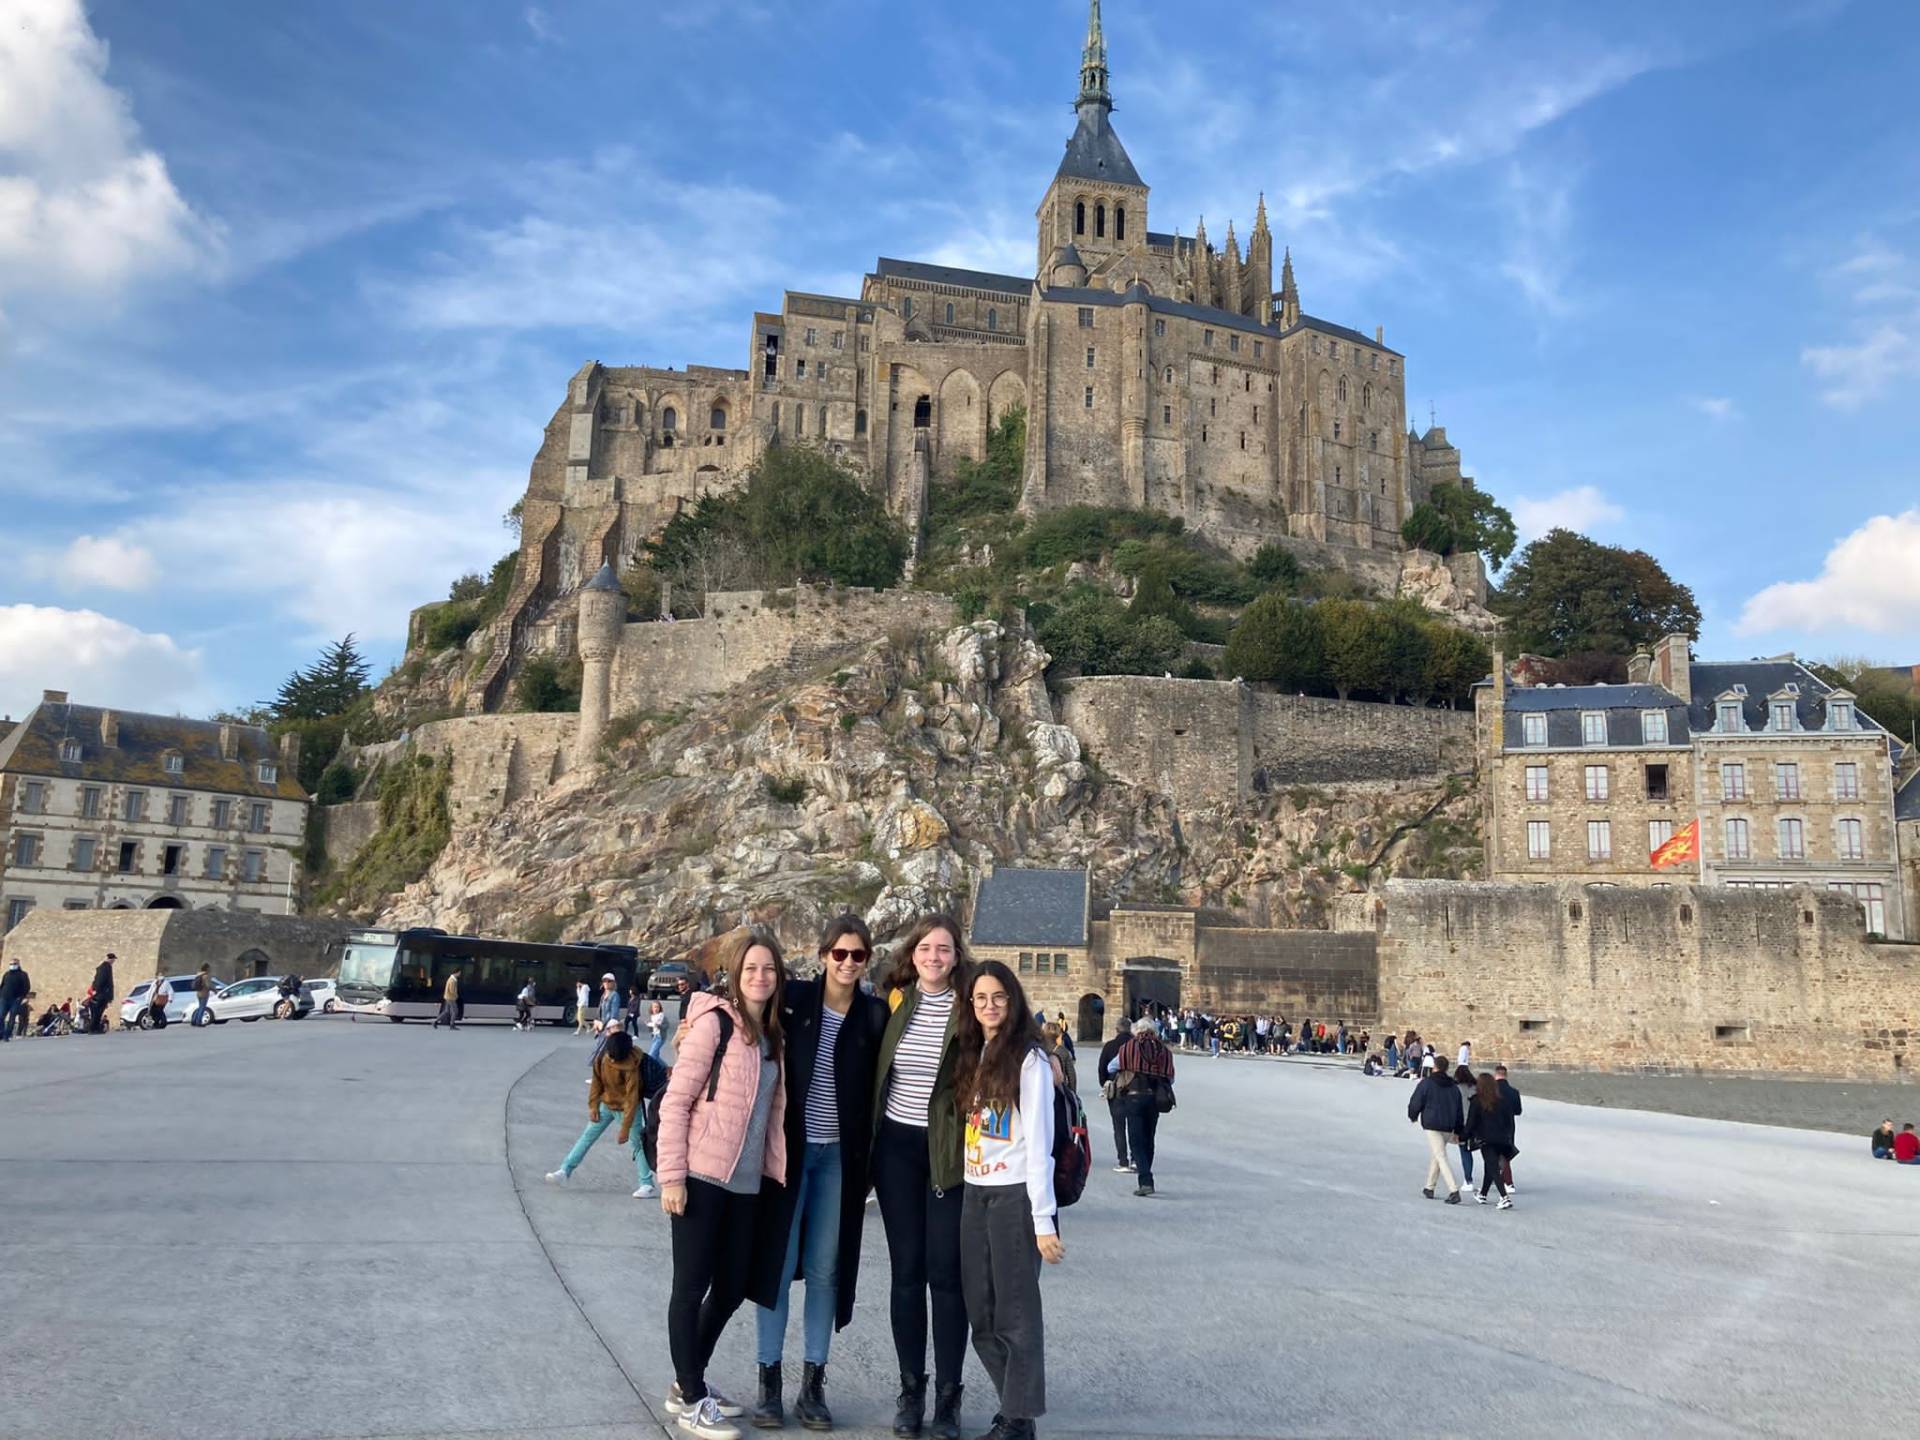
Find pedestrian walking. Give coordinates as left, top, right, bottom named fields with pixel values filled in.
left=954, top=960, right=1062, bottom=1440
left=1407, top=1062, right=1464, bottom=1203
left=1041, top=1023, right=1077, bottom=1093
left=587, top=973, right=623, bottom=1063
left=647, top=999, right=669, bottom=1061
left=1453, top=1065, right=1476, bottom=1185
left=747, top=914, right=887, bottom=1431
left=433, top=971, right=460, bottom=1029
left=1105, top=1017, right=1175, bottom=1198
left=0, top=958, right=30, bottom=1040
left=516, top=979, right=537, bottom=1031
left=1494, top=1064, right=1521, bottom=1191
left=149, top=975, right=173, bottom=1029
left=1464, top=1073, right=1515, bottom=1209
left=575, top=980, right=593, bottom=1035
left=1457, top=1040, right=1473, bottom=1070
left=873, top=914, right=971, bottom=1440
left=1095, top=1023, right=1131, bottom=1173
left=657, top=930, right=789, bottom=1440
left=546, top=1027, right=665, bottom=1196
left=191, top=964, right=215, bottom=1027
left=87, top=953, right=116, bottom=1033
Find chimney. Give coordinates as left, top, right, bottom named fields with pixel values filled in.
left=1374, top=324, right=1383, bottom=344
left=99, top=710, right=120, bottom=747
left=278, top=731, right=301, bottom=773
left=218, top=723, right=237, bottom=760
left=1653, top=633, right=1692, bottom=704
left=1491, top=648, right=1507, bottom=708
left=1627, top=650, right=1652, bottom=685
left=42, top=689, right=68, bottom=704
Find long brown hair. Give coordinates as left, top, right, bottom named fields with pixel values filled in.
left=717, top=927, right=787, bottom=1054
left=884, top=913, right=967, bottom=997
left=952, top=960, right=1042, bottom=1114
left=1475, top=1071, right=1501, bottom=1112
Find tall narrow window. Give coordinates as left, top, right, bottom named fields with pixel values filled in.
left=1115, top=204, right=1126, bottom=240
left=1721, top=762, right=1746, bottom=800
left=1526, top=821, right=1550, bottom=859
left=903, top=297, right=913, bottom=320
left=1642, top=710, right=1669, bottom=744
left=1584, top=765, right=1609, bottom=801
left=1581, top=713, right=1608, bottom=746
left=1084, top=386, right=1094, bottom=409
left=1724, top=817, right=1750, bottom=860
left=1075, top=200, right=1085, bottom=236
left=1087, top=346, right=1096, bottom=369
left=124, top=790, right=145, bottom=822
left=1834, top=762, right=1859, bottom=799
left=1587, top=821, right=1612, bottom=860
left=1829, top=700, right=1855, bottom=730
left=1718, top=701, right=1743, bottom=732
left=1095, top=203, right=1106, bottom=239
left=945, top=301, right=955, bottom=325
left=1777, top=818, right=1805, bottom=860
left=1770, top=700, right=1796, bottom=731
left=1648, top=819, right=1674, bottom=853
left=854, top=409, right=867, bottom=436
left=1524, top=766, right=1549, bottom=801
left=1836, top=818, right=1864, bottom=861
left=987, top=308, right=997, bottom=332
left=1774, top=762, right=1801, bottom=800
left=1521, top=714, right=1548, bottom=747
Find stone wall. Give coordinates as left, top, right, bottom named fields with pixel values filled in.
left=1378, top=879, right=1920, bottom=1078
left=1059, top=676, right=1472, bottom=809
left=331, top=713, right=577, bottom=837
left=607, top=585, right=957, bottom=717
left=1, top=908, right=351, bottom=1011
left=318, top=801, right=381, bottom=872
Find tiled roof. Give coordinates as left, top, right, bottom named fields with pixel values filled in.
left=0, top=700, right=306, bottom=800
left=1897, top=771, right=1920, bottom=822
left=1055, top=107, right=1144, bottom=188
left=1041, top=285, right=1279, bottom=338
left=1500, top=684, right=1691, bottom=750
left=1279, top=315, right=1403, bottom=358
left=872, top=258, right=1031, bottom=297
left=970, top=866, right=1089, bottom=947
left=1505, top=683, right=1680, bottom=712
left=1144, top=231, right=1197, bottom=255
left=1688, top=660, right=1891, bottom=737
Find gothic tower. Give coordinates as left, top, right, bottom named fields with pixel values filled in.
left=1035, top=1, right=1149, bottom=276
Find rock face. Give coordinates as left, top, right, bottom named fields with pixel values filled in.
left=1397, top=550, right=1501, bottom=634
left=376, top=618, right=1482, bottom=959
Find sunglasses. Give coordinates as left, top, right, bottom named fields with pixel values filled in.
left=828, top=947, right=870, bottom=963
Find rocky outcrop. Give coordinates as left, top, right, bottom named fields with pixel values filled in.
left=375, top=618, right=1481, bottom=958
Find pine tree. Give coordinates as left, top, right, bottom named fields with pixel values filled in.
left=272, top=635, right=372, bottom=720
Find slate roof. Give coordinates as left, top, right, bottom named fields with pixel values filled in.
left=1042, top=284, right=1279, bottom=338
left=1144, top=231, right=1197, bottom=255
left=1280, top=315, right=1402, bottom=358
left=1896, top=771, right=1920, bottom=823
left=1688, top=660, right=1891, bottom=737
left=582, top=562, right=621, bottom=592
left=0, top=700, right=307, bottom=801
left=1055, top=106, right=1144, bottom=188
left=872, top=258, right=1031, bottom=297
left=1500, top=684, right=1691, bottom=750
left=970, top=866, right=1090, bottom=948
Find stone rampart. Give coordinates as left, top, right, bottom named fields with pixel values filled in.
left=334, top=713, right=577, bottom=831
left=606, top=585, right=957, bottom=716
left=1378, top=880, right=1920, bottom=1078
left=1193, top=927, right=1379, bottom=1019
left=1059, top=676, right=1472, bottom=808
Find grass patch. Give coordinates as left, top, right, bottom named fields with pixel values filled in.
left=317, top=751, right=453, bottom=915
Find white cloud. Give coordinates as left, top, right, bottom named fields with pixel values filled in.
left=1737, top=509, right=1920, bottom=637
left=21, top=534, right=159, bottom=591
left=523, top=6, right=558, bottom=44
left=1802, top=239, right=1920, bottom=409
left=0, top=604, right=208, bottom=719
left=0, top=0, right=221, bottom=322
left=1511, top=485, right=1626, bottom=542
left=1497, top=160, right=1579, bottom=321
left=1688, top=395, right=1741, bottom=421
left=1802, top=323, right=1918, bottom=410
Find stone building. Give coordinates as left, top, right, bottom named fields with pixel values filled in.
left=0, top=692, right=309, bottom=932
left=1899, top=772, right=1920, bottom=943
left=1476, top=634, right=1908, bottom=938
left=467, top=0, right=1483, bottom=712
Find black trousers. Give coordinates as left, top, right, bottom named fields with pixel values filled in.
left=1122, top=1093, right=1161, bottom=1188
left=1106, top=1097, right=1129, bottom=1166
left=960, top=1185, right=1046, bottom=1420
left=872, top=1117, right=967, bottom=1386
left=668, top=1177, right=759, bottom=1401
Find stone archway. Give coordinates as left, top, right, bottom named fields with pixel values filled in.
left=987, top=369, right=1027, bottom=430
left=1075, top=991, right=1105, bottom=1047
left=1122, top=957, right=1181, bottom=1019
left=235, top=947, right=271, bottom=979
left=938, top=369, right=983, bottom=469
left=145, top=895, right=184, bottom=910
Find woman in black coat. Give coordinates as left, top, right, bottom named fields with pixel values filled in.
left=1464, top=1072, right=1515, bottom=1210
left=747, top=915, right=889, bottom=1430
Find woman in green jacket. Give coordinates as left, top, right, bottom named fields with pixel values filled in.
left=872, top=914, right=970, bottom=1439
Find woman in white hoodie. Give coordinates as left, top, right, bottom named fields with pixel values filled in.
left=952, top=960, right=1064, bottom=1440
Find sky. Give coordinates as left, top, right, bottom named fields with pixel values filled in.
left=2, top=0, right=1918, bottom=720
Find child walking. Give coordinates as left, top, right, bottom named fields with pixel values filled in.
left=657, top=931, right=789, bottom=1440
left=545, top=1029, right=664, bottom=1198
left=953, top=960, right=1063, bottom=1440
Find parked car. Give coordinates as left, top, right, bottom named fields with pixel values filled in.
left=305, top=978, right=343, bottom=1014
left=119, top=974, right=227, bottom=1029
left=206, top=976, right=314, bottom=1023
left=646, top=961, right=692, bottom=999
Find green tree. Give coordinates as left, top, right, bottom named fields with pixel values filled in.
left=1224, top=593, right=1327, bottom=690
left=1808, top=657, right=1920, bottom=742
left=1401, top=483, right=1517, bottom=570
left=272, top=635, right=372, bottom=721
left=515, top=656, right=582, bottom=713
left=1248, top=543, right=1305, bottom=593
left=1399, top=502, right=1456, bottom=556
left=1493, top=529, right=1701, bottom=657
left=930, top=406, right=1025, bottom=525
left=447, top=573, right=487, bottom=603
left=1036, top=588, right=1185, bottom=678
left=1376, top=599, right=1435, bottom=703
left=1421, top=623, right=1492, bottom=708
left=1127, top=561, right=1198, bottom=634
left=1319, top=599, right=1389, bottom=701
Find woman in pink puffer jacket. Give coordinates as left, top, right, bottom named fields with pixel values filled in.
left=656, top=931, right=789, bottom=1440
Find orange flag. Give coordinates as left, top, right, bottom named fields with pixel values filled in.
left=1650, top=819, right=1700, bottom=870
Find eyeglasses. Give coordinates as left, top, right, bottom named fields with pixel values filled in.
left=973, top=991, right=1010, bottom=1009
left=828, top=947, right=870, bottom=963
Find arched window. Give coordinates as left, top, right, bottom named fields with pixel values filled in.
left=855, top=409, right=868, bottom=436
left=710, top=405, right=726, bottom=430
left=1116, top=205, right=1126, bottom=241
left=913, top=395, right=932, bottom=428
left=1337, top=377, right=1348, bottom=404
left=633, top=399, right=646, bottom=425
left=1075, top=200, right=1086, bottom=236
left=1362, top=382, right=1372, bottom=411
left=771, top=401, right=780, bottom=429
left=945, top=301, right=955, bottom=325
left=1164, top=366, right=1173, bottom=382
left=1095, top=203, right=1106, bottom=239
left=661, top=406, right=677, bottom=447
left=902, top=297, right=913, bottom=320
left=794, top=405, right=805, bottom=435
left=987, top=308, right=997, bottom=332
left=817, top=405, right=827, bottom=438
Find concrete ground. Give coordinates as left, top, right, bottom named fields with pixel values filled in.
left=4, top=1019, right=1918, bottom=1439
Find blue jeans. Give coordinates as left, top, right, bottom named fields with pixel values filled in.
left=756, top=1140, right=842, bottom=1366
left=648, top=1030, right=666, bottom=1061
left=560, top=1105, right=654, bottom=1188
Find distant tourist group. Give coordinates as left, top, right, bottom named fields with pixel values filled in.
left=540, top=912, right=1113, bottom=1440
left=1165, top=1008, right=1363, bottom=1057
left=1871, top=1119, right=1919, bottom=1164
left=1401, top=1042, right=1521, bottom=1208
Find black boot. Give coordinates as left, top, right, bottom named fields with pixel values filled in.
left=975, top=1421, right=1035, bottom=1440
left=794, top=1361, right=832, bottom=1431
left=750, top=1362, right=783, bottom=1430
left=930, top=1381, right=963, bottom=1440
left=893, top=1373, right=927, bottom=1438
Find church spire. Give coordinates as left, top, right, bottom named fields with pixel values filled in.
left=1078, top=0, right=1112, bottom=111
left=1279, top=246, right=1300, bottom=328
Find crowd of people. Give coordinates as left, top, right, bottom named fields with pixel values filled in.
left=1158, top=1008, right=1367, bottom=1057
left=0, top=953, right=251, bottom=1037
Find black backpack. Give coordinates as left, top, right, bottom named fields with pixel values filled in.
left=1051, top=1079, right=1093, bottom=1209
left=641, top=1011, right=729, bottom=1171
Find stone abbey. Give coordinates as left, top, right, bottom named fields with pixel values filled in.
left=478, top=0, right=1481, bottom=709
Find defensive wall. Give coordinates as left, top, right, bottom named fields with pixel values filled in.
left=339, top=713, right=579, bottom=831
left=1377, top=880, right=1920, bottom=1079
left=0, top=908, right=351, bottom=1009
left=1059, top=675, right=1473, bottom=808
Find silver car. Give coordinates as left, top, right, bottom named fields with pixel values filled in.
left=119, top=974, right=227, bottom=1029
left=206, top=976, right=315, bottom=1023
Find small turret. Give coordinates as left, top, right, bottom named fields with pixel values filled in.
left=1247, top=194, right=1274, bottom=321
left=574, top=562, right=624, bottom=762
left=1278, top=246, right=1300, bottom=329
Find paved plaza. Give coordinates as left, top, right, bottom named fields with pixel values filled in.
left=3, top=1019, right=1917, bottom=1438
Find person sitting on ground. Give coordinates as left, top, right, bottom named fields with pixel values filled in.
left=1871, top=1119, right=1897, bottom=1160
left=1895, top=1124, right=1920, bottom=1165
left=1363, top=1053, right=1384, bottom=1077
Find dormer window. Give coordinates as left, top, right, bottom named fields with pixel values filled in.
left=1769, top=701, right=1796, bottom=732
left=1521, top=714, right=1548, bottom=747
left=1580, top=712, right=1608, bottom=746
left=1717, top=702, right=1743, bottom=733
left=1641, top=711, right=1668, bottom=745
left=59, top=739, right=81, bottom=762
left=1829, top=700, right=1855, bottom=730
left=257, top=762, right=277, bottom=784
left=163, top=753, right=184, bottom=775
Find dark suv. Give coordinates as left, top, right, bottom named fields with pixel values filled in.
left=647, top=961, right=692, bottom=999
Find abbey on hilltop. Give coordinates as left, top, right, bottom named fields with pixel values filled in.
left=475, top=1, right=1481, bottom=709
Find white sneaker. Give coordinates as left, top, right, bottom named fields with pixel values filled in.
left=1474, top=1192, right=1487, bottom=1205
left=1111, top=1164, right=1132, bottom=1173
left=1498, top=1196, right=1513, bottom=1210
left=675, top=1396, right=741, bottom=1440
left=634, top=1183, right=658, bottom=1198
left=545, top=1170, right=569, bottom=1185
left=667, top=1385, right=743, bottom=1420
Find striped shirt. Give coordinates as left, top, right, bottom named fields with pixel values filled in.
left=804, top=1004, right=846, bottom=1143
left=884, top=987, right=955, bottom=1127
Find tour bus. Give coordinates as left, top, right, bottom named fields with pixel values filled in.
left=334, top=928, right=645, bottom=1025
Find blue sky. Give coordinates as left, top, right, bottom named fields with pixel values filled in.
left=2, top=0, right=1917, bottom=720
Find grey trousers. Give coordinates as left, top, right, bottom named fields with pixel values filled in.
left=960, top=1184, right=1046, bottom=1420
